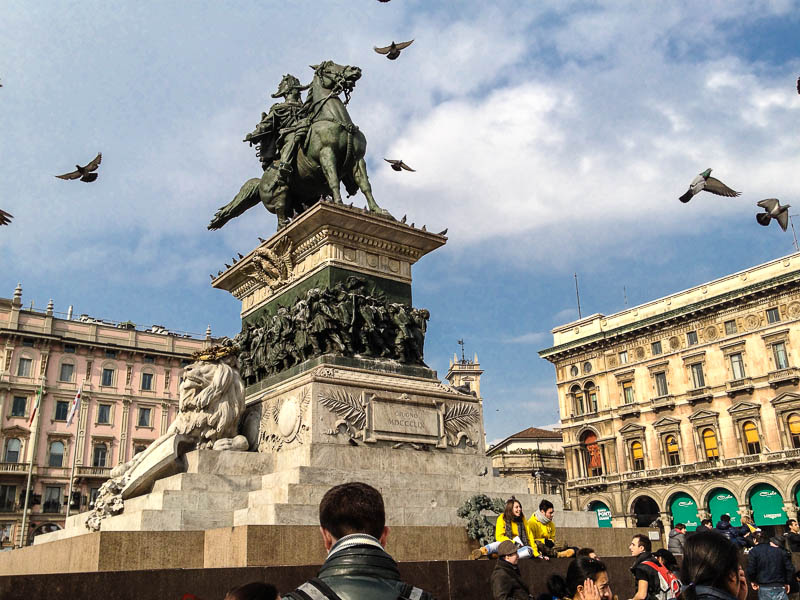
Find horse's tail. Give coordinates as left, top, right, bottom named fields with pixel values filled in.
left=208, top=178, right=261, bottom=230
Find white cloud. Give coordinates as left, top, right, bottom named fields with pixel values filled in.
left=504, top=331, right=548, bottom=345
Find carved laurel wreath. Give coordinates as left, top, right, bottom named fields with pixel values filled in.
left=443, top=403, right=480, bottom=436
left=245, top=238, right=294, bottom=291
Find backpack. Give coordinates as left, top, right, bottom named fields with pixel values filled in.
left=641, top=561, right=682, bottom=600
left=283, top=577, right=434, bottom=600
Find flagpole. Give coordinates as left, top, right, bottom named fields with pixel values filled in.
left=19, top=377, right=43, bottom=548
left=65, top=383, right=83, bottom=520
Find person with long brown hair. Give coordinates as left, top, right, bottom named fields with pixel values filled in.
left=471, top=496, right=541, bottom=560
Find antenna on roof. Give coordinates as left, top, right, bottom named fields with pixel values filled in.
left=574, top=273, right=582, bottom=319
left=790, top=214, right=799, bottom=253
left=623, top=285, right=628, bottom=308
left=457, top=339, right=465, bottom=363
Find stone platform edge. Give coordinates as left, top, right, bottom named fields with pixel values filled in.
left=0, top=525, right=657, bottom=576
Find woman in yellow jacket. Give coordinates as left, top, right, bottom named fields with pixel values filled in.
left=471, top=497, right=542, bottom=560
left=528, top=499, right=575, bottom=558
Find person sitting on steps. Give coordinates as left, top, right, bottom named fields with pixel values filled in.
left=529, top=499, right=577, bottom=559
left=472, top=497, right=542, bottom=560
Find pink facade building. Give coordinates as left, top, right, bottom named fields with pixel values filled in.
left=0, top=284, right=212, bottom=547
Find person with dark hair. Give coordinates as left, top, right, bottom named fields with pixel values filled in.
left=784, top=519, right=800, bottom=553
left=695, top=519, right=713, bottom=535
left=491, top=540, right=534, bottom=600
left=681, top=530, right=748, bottom=600
left=630, top=534, right=660, bottom=600
left=654, top=549, right=680, bottom=577
left=529, top=499, right=575, bottom=559
left=716, top=515, right=747, bottom=547
left=577, top=548, right=598, bottom=559
left=223, top=582, right=278, bottom=600
left=746, top=533, right=794, bottom=600
left=545, top=556, right=613, bottom=600
left=668, top=524, right=687, bottom=555
left=472, top=497, right=540, bottom=560
left=282, top=482, right=435, bottom=600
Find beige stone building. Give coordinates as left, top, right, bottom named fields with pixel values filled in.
left=487, top=427, right=567, bottom=498
left=0, top=284, right=211, bottom=547
left=539, top=253, right=800, bottom=532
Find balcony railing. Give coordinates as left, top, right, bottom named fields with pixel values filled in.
left=0, top=462, right=29, bottom=474
left=651, top=394, right=676, bottom=410
left=726, top=378, right=754, bottom=395
left=618, top=403, right=641, bottom=418
left=77, top=466, right=111, bottom=478
left=768, top=367, right=800, bottom=388
left=567, top=449, right=800, bottom=489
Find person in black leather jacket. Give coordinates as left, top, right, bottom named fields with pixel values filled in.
left=681, top=530, right=748, bottom=600
left=282, top=481, right=435, bottom=600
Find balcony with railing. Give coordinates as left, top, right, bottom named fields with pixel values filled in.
left=651, top=394, right=676, bottom=410
left=726, top=377, right=754, bottom=396
left=617, top=403, right=641, bottom=418
left=76, top=466, right=111, bottom=478
left=768, top=367, right=800, bottom=388
left=0, top=462, right=30, bottom=475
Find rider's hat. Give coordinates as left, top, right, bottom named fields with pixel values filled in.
left=272, top=74, right=310, bottom=98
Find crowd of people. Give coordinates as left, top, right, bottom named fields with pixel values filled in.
left=179, top=486, right=800, bottom=600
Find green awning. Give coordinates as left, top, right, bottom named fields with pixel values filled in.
left=749, top=483, right=786, bottom=526
left=708, top=488, right=740, bottom=526
left=669, top=492, right=699, bottom=531
left=589, top=501, right=613, bottom=528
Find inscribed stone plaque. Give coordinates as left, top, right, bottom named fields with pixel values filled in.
left=368, top=397, right=440, bottom=444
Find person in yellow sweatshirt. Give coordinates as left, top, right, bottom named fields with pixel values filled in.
left=470, top=497, right=544, bottom=560
left=528, top=499, right=575, bottom=558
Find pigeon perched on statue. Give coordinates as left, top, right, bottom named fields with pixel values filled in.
left=55, top=153, right=102, bottom=182
left=756, top=199, right=791, bottom=232
left=679, top=168, right=740, bottom=203
left=384, top=158, right=415, bottom=171
left=374, top=40, right=414, bottom=60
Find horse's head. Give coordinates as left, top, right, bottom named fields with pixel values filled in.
left=309, top=60, right=362, bottom=97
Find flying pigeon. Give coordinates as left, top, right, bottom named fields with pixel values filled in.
left=797, top=76, right=799, bottom=95
left=374, top=40, right=414, bottom=60
left=678, top=168, right=740, bottom=203
left=0, top=209, right=13, bottom=226
left=55, top=153, right=102, bottom=182
left=756, top=199, right=791, bottom=232
left=384, top=159, right=415, bottom=172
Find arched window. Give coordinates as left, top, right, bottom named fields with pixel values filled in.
left=631, top=440, right=645, bottom=471
left=702, top=428, right=719, bottom=460
left=92, top=443, right=107, bottom=468
left=49, top=441, right=65, bottom=467
left=665, top=435, right=680, bottom=466
left=581, top=431, right=603, bottom=477
left=4, top=438, right=21, bottom=463
left=585, top=382, right=598, bottom=413
left=571, top=385, right=585, bottom=416
left=742, top=421, right=761, bottom=455
left=788, top=414, right=800, bottom=449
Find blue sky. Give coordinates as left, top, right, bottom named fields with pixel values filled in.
left=2, top=1, right=799, bottom=444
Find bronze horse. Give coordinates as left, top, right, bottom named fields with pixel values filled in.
left=209, top=61, right=391, bottom=231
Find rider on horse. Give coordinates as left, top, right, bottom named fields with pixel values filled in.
left=245, top=74, right=311, bottom=185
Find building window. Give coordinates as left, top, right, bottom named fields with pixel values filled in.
left=569, top=365, right=579, bottom=377
left=730, top=353, right=746, bottom=380
left=742, top=421, right=761, bottom=455
left=22, top=338, right=34, bottom=348
left=581, top=431, right=603, bottom=477
left=3, top=439, right=21, bottom=463
left=48, top=441, right=65, bottom=467
left=702, top=428, right=719, bottom=460
left=63, top=344, right=76, bottom=353
left=766, top=307, right=780, bottom=324
left=10, top=396, right=26, bottom=417
left=687, top=331, right=698, bottom=346
left=655, top=371, right=669, bottom=396
left=585, top=382, right=598, bottom=413
left=59, top=362, right=75, bottom=382
left=651, top=341, right=662, bottom=356
left=101, top=368, right=115, bottom=386
left=690, top=363, right=706, bottom=389
left=724, top=320, right=737, bottom=335
left=631, top=441, right=645, bottom=471
left=16, top=357, right=32, bottom=377
left=105, top=350, right=117, bottom=359
left=665, top=435, right=680, bottom=466
left=788, top=414, right=800, bottom=449
left=0, top=485, right=16, bottom=512
left=619, top=351, right=628, bottom=365
left=137, top=407, right=151, bottom=427
left=141, top=372, right=153, bottom=391
left=583, top=361, right=592, bottom=374
left=180, top=359, right=191, bottom=367
left=89, top=487, right=100, bottom=507
left=55, top=400, right=69, bottom=421
left=97, top=404, right=111, bottom=424
left=571, top=385, right=585, bottom=416
left=144, top=355, right=155, bottom=364
left=773, top=342, right=789, bottom=370
left=42, top=486, right=61, bottom=513
left=92, top=444, right=108, bottom=467
left=134, top=445, right=147, bottom=456
left=623, top=382, right=635, bottom=405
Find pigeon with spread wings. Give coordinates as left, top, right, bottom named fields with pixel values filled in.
left=0, top=209, right=12, bottom=226
left=374, top=40, right=414, bottom=60
left=384, top=159, right=415, bottom=172
left=678, top=168, right=740, bottom=203
left=55, top=152, right=102, bottom=182
left=756, top=199, right=791, bottom=232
